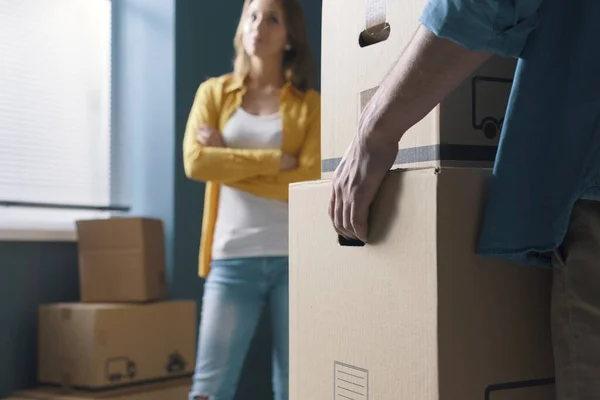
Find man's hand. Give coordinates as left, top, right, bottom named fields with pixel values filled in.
left=328, top=25, right=492, bottom=243
left=329, top=104, right=398, bottom=243
left=196, top=125, right=225, bottom=147
left=280, top=153, right=299, bottom=170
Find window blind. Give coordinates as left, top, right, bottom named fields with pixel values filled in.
left=0, top=0, right=114, bottom=214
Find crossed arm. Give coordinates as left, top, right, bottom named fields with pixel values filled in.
left=182, top=82, right=321, bottom=197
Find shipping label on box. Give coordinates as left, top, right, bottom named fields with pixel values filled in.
left=38, top=301, right=196, bottom=390
left=289, top=168, right=554, bottom=399
left=320, top=0, right=517, bottom=177
left=334, top=362, right=368, bottom=399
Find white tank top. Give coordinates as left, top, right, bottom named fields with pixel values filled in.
left=211, top=108, right=289, bottom=260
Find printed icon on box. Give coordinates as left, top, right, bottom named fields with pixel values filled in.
left=165, top=352, right=186, bottom=374
left=334, top=361, right=368, bottom=400
left=105, top=357, right=137, bottom=382
left=471, top=76, right=514, bottom=139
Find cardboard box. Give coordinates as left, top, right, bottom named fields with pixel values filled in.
left=13, top=378, right=191, bottom=399
left=289, top=168, right=555, bottom=399
left=320, top=0, right=517, bottom=177
left=38, top=301, right=196, bottom=390
left=76, top=218, right=166, bottom=302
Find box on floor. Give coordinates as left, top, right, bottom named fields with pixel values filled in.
left=11, top=378, right=191, bottom=400
left=320, top=0, right=517, bottom=177
left=76, top=218, right=167, bottom=303
left=38, top=301, right=196, bottom=390
left=289, top=168, right=555, bottom=400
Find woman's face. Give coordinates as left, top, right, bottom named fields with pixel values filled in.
left=242, top=0, right=288, bottom=60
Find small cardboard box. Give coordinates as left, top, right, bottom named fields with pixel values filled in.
left=289, top=168, right=555, bottom=399
left=13, top=378, right=191, bottom=399
left=320, top=0, right=517, bottom=177
left=76, top=218, right=166, bottom=302
left=38, top=301, right=196, bottom=390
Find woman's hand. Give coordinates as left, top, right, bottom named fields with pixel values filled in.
left=280, top=153, right=298, bottom=170
left=196, top=125, right=226, bottom=147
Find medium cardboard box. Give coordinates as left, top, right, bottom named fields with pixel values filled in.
left=76, top=218, right=166, bottom=302
left=289, top=168, right=555, bottom=399
left=13, top=378, right=191, bottom=399
left=320, top=0, right=517, bottom=177
left=38, top=301, right=196, bottom=390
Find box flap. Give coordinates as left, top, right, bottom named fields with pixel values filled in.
left=76, top=218, right=161, bottom=251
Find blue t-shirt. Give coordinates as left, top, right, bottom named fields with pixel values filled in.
left=420, top=0, right=600, bottom=267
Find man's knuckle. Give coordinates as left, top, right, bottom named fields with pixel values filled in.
left=352, top=219, right=364, bottom=228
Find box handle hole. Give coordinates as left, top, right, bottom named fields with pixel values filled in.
left=338, top=235, right=366, bottom=247
left=359, top=22, right=391, bottom=47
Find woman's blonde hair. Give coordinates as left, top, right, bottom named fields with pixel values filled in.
left=233, top=0, right=315, bottom=92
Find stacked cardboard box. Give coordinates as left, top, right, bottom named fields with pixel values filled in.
left=289, top=1, right=555, bottom=399
left=76, top=218, right=167, bottom=303
left=320, top=0, right=516, bottom=177
left=15, top=218, right=196, bottom=399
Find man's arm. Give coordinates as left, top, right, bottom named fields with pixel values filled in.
left=330, top=0, right=545, bottom=242
left=330, top=25, right=492, bottom=242
left=370, top=0, right=544, bottom=148
left=362, top=25, right=492, bottom=150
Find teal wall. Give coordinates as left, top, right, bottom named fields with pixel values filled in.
left=0, top=0, right=321, bottom=398
left=0, top=242, right=79, bottom=397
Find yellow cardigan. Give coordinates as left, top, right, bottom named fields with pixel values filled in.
left=182, top=74, right=321, bottom=278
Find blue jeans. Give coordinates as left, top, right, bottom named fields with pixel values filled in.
left=189, top=257, right=289, bottom=400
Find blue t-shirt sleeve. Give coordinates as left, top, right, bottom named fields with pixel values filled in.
left=419, top=0, right=544, bottom=58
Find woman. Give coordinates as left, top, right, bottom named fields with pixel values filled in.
left=182, top=0, right=320, bottom=399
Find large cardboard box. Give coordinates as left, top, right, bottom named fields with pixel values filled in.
left=320, top=0, right=517, bottom=177
left=289, top=168, right=555, bottom=399
left=76, top=218, right=166, bottom=302
left=13, top=378, right=191, bottom=400
left=38, top=301, right=196, bottom=390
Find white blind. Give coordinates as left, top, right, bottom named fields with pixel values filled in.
left=0, top=0, right=113, bottom=210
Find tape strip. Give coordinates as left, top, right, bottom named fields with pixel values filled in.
left=321, top=144, right=498, bottom=173
left=365, top=0, right=386, bottom=31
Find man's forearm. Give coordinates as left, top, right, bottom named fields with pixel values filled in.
left=363, top=24, right=493, bottom=145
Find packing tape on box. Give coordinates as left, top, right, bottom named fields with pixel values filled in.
left=365, top=0, right=386, bottom=30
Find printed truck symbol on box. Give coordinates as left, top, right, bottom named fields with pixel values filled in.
left=105, top=357, right=136, bottom=382
left=165, top=352, right=186, bottom=374
left=471, top=76, right=514, bottom=140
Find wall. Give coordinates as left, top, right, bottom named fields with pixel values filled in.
left=112, top=0, right=176, bottom=288
left=0, top=242, right=79, bottom=397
